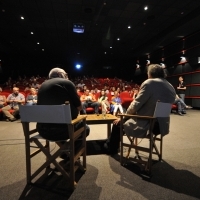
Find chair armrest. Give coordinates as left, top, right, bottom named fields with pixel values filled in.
left=118, top=114, right=155, bottom=119
left=71, top=115, right=87, bottom=125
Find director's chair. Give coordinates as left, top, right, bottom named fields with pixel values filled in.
left=119, top=102, right=172, bottom=174
left=19, top=104, right=87, bottom=190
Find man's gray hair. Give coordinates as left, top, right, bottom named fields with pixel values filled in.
left=49, top=68, right=68, bottom=79
left=148, top=64, right=166, bottom=78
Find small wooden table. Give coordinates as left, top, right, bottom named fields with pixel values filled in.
left=85, top=114, right=118, bottom=138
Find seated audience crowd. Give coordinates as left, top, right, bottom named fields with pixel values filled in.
left=0, top=72, right=192, bottom=121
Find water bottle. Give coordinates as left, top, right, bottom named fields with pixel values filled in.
left=102, top=109, right=106, bottom=119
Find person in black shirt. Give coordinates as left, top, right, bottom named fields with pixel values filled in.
left=177, top=76, right=186, bottom=102
left=36, top=67, right=90, bottom=155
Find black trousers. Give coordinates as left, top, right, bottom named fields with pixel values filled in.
left=106, top=123, right=121, bottom=154
left=37, top=121, right=90, bottom=141
left=106, top=120, right=161, bottom=154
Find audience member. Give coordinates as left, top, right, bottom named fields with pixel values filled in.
left=174, top=94, right=192, bottom=116
left=80, top=89, right=100, bottom=114
left=24, top=83, right=32, bottom=92
left=103, top=85, right=109, bottom=94
left=82, top=85, right=88, bottom=92
left=98, top=90, right=110, bottom=113
left=94, top=87, right=100, bottom=94
left=26, top=88, right=37, bottom=105
left=104, top=64, right=176, bottom=154
left=110, top=86, right=116, bottom=96
left=110, top=91, right=124, bottom=116
left=77, top=80, right=85, bottom=89
left=31, top=78, right=40, bottom=89
left=2, top=87, right=25, bottom=121
left=0, top=87, right=6, bottom=108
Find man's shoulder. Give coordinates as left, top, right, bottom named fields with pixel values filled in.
left=7, top=93, right=13, bottom=98
left=143, top=78, right=168, bottom=84
left=19, top=93, right=25, bottom=97
left=43, top=78, right=74, bottom=86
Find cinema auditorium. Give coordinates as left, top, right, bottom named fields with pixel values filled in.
left=0, top=1, right=200, bottom=199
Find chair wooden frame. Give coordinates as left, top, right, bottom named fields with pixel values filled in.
left=19, top=104, right=87, bottom=190
left=119, top=102, right=172, bottom=174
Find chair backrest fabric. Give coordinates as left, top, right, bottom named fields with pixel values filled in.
left=153, top=102, right=172, bottom=118
left=19, top=105, right=72, bottom=123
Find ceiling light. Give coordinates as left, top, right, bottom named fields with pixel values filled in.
left=42, top=49, right=44, bottom=51
left=160, top=63, right=166, bottom=68
left=181, top=12, right=184, bottom=14
left=110, top=47, right=112, bottom=48
left=104, top=52, right=107, bottom=54
left=2, top=9, right=5, bottom=12
left=31, top=32, right=34, bottom=34
left=179, top=57, right=187, bottom=64
left=21, top=16, right=24, bottom=20
left=37, top=42, right=40, bottom=44
left=128, top=26, right=131, bottom=29
left=136, top=64, right=140, bottom=69
left=144, top=6, right=148, bottom=10
left=117, top=38, right=120, bottom=40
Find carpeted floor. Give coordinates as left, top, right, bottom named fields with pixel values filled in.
left=0, top=109, right=200, bottom=200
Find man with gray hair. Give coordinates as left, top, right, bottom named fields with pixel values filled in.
left=37, top=67, right=90, bottom=158
left=104, top=64, right=176, bottom=154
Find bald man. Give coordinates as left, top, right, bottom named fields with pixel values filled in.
left=36, top=67, right=90, bottom=153
left=2, top=87, right=25, bottom=121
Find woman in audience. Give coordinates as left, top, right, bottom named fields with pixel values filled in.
left=98, top=90, right=110, bottom=113
left=26, top=88, right=37, bottom=105
left=110, top=91, right=124, bottom=116
left=110, top=86, right=116, bottom=96
left=24, top=83, right=32, bottom=92
left=0, top=87, right=6, bottom=108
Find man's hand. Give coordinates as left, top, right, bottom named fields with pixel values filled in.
left=113, top=118, right=121, bottom=125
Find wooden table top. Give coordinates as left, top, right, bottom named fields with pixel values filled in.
left=84, top=114, right=118, bottom=124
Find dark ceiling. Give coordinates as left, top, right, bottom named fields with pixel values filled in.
left=1, top=0, right=200, bottom=75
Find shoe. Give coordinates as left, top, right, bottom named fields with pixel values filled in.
left=104, top=142, right=109, bottom=149
left=9, top=118, right=17, bottom=122
left=60, top=153, right=69, bottom=160
left=109, top=148, right=120, bottom=155
left=104, top=142, right=119, bottom=155
left=186, top=105, right=192, bottom=109
left=178, top=112, right=183, bottom=116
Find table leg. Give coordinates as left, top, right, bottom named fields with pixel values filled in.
left=107, top=123, right=111, bottom=138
